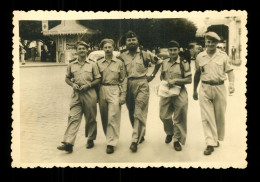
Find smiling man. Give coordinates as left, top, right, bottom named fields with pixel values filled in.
left=119, top=31, right=163, bottom=153
left=57, top=41, right=101, bottom=153
left=159, top=40, right=192, bottom=152
left=96, top=39, right=127, bottom=154
left=193, top=32, right=235, bottom=155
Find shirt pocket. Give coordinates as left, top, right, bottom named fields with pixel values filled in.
left=214, top=60, right=224, bottom=74
left=167, top=66, right=181, bottom=79
left=82, top=65, right=93, bottom=81
left=136, top=62, right=147, bottom=73
left=108, top=66, right=120, bottom=81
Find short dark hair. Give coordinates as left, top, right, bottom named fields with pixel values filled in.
left=167, top=40, right=180, bottom=48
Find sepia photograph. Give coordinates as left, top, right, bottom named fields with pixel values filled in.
left=12, top=10, right=247, bottom=168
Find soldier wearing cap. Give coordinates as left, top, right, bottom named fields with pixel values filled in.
left=57, top=41, right=101, bottom=153
left=119, top=30, right=163, bottom=152
left=96, top=39, right=127, bottom=154
left=193, top=32, right=235, bottom=155
left=159, top=40, right=192, bottom=151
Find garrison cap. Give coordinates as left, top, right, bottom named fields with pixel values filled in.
left=204, top=32, right=221, bottom=41
left=100, top=39, right=115, bottom=48
left=167, top=40, right=180, bottom=48
left=125, top=30, right=137, bottom=38
left=75, top=41, right=90, bottom=48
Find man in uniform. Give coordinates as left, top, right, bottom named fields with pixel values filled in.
left=96, top=39, right=127, bottom=154
left=159, top=40, right=192, bottom=151
left=119, top=31, right=163, bottom=152
left=193, top=32, right=235, bottom=155
left=57, top=41, right=101, bottom=153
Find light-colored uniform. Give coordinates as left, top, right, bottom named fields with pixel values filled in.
left=97, top=56, right=127, bottom=146
left=159, top=56, right=192, bottom=145
left=119, top=47, right=162, bottom=143
left=63, top=58, right=101, bottom=145
left=195, top=49, right=233, bottom=146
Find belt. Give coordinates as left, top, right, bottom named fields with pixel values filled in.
left=128, top=76, right=147, bottom=81
left=101, top=83, right=119, bottom=86
left=202, top=80, right=224, bottom=86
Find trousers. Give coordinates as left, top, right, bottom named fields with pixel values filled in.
left=126, top=78, right=149, bottom=143
left=99, top=85, right=121, bottom=146
left=63, top=88, right=97, bottom=145
left=159, top=87, right=188, bottom=145
left=199, top=83, right=227, bottom=146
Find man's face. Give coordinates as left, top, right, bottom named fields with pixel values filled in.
left=76, top=45, right=88, bottom=57
left=126, top=37, right=138, bottom=50
left=205, top=38, right=218, bottom=51
left=168, top=47, right=180, bottom=59
left=103, top=43, right=114, bottom=55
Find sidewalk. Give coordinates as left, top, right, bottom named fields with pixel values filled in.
left=20, top=61, right=68, bottom=68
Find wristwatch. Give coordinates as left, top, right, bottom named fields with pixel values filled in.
left=151, top=73, right=155, bottom=77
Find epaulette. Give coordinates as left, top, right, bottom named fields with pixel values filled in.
left=140, top=47, right=148, bottom=52
left=120, top=49, right=127, bottom=53
left=88, top=58, right=95, bottom=62
left=96, top=56, right=104, bottom=61
left=69, top=58, right=77, bottom=63
left=116, top=56, right=124, bottom=62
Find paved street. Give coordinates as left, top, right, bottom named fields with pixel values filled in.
left=19, top=61, right=247, bottom=167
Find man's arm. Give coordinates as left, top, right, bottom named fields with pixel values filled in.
left=227, top=70, right=235, bottom=94
left=193, top=69, right=201, bottom=100
left=168, top=75, right=192, bottom=86
left=147, top=63, right=162, bottom=82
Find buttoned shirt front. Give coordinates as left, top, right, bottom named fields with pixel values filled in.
left=195, top=49, right=233, bottom=82
left=119, top=47, right=163, bottom=78
left=97, top=56, right=126, bottom=85
left=161, top=56, right=192, bottom=81
left=66, top=58, right=101, bottom=87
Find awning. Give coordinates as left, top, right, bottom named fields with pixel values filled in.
left=43, top=20, right=99, bottom=36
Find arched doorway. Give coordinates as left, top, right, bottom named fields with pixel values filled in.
left=207, top=25, right=229, bottom=54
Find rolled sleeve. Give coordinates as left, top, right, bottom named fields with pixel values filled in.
left=183, top=62, right=192, bottom=77
left=224, top=55, right=233, bottom=73
left=92, top=63, right=101, bottom=79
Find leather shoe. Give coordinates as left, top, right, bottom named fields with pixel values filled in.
left=139, top=136, right=145, bottom=144
left=204, top=146, right=214, bottom=155
left=130, top=142, right=138, bottom=152
left=86, top=140, right=94, bottom=149
left=165, top=135, right=173, bottom=144
left=173, top=141, right=182, bottom=151
left=106, top=145, right=114, bottom=154
left=57, top=142, right=73, bottom=153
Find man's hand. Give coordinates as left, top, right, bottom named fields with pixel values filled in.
left=193, top=91, right=198, bottom=100
left=119, top=94, right=126, bottom=105
left=147, top=75, right=155, bottom=82
left=79, top=83, right=91, bottom=92
left=229, top=82, right=235, bottom=94
left=72, top=83, right=80, bottom=91
left=168, top=79, right=178, bottom=87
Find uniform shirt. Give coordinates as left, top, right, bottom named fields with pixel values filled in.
left=119, top=47, right=163, bottom=78
left=97, top=55, right=126, bottom=85
left=195, top=49, right=233, bottom=82
left=161, top=56, right=192, bottom=81
left=66, top=58, right=101, bottom=87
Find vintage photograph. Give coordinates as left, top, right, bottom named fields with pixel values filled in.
left=12, top=11, right=247, bottom=168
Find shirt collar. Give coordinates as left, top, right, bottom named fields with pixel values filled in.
left=202, top=49, right=220, bottom=58
left=168, top=56, right=180, bottom=64
left=101, top=55, right=117, bottom=63
left=126, top=47, right=141, bottom=54
left=73, top=57, right=89, bottom=64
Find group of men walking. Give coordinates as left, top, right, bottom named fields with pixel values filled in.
left=57, top=30, right=235, bottom=156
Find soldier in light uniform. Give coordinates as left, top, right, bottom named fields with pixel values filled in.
left=193, top=32, right=235, bottom=155
left=57, top=41, right=101, bottom=153
left=96, top=39, right=127, bottom=154
left=159, top=40, right=192, bottom=151
left=119, top=31, right=163, bottom=152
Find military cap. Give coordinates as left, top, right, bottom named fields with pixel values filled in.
left=75, top=41, right=90, bottom=48
left=204, top=32, right=221, bottom=41
left=167, top=40, right=180, bottom=48
left=100, top=39, right=115, bottom=48
left=125, top=30, right=137, bottom=38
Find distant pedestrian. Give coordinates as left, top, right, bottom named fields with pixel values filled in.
left=57, top=41, right=101, bottom=153
left=193, top=32, right=235, bottom=155
left=231, top=46, right=236, bottom=61
left=96, top=39, right=127, bottom=154
left=159, top=40, right=192, bottom=151
left=41, top=43, right=48, bottom=62
left=19, top=38, right=26, bottom=65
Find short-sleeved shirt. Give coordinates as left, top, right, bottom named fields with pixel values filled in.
left=97, top=55, right=126, bottom=85
left=161, top=56, right=192, bottom=81
left=195, top=49, right=233, bottom=82
left=66, top=58, right=101, bottom=87
left=119, top=47, right=163, bottom=78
